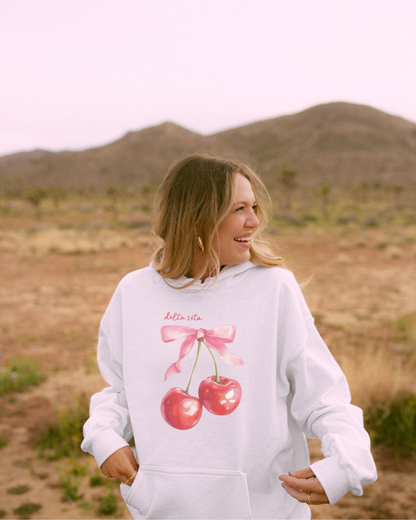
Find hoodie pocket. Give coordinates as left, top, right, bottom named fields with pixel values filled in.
left=121, top=465, right=253, bottom=519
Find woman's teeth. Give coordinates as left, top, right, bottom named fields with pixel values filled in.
left=234, top=237, right=250, bottom=242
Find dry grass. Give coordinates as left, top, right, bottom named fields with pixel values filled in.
left=1, top=197, right=416, bottom=519
left=339, top=347, right=416, bottom=411
left=0, top=228, right=151, bottom=255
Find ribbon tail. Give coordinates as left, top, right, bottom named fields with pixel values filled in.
left=164, top=362, right=182, bottom=381
left=205, top=338, right=244, bottom=366
left=164, top=334, right=196, bottom=381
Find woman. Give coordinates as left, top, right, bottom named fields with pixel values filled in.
left=82, top=154, right=377, bottom=519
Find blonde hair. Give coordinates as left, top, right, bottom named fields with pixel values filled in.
left=151, top=154, right=285, bottom=288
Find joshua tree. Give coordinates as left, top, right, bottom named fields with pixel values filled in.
left=277, top=166, right=298, bottom=210
left=391, top=184, right=404, bottom=210
left=317, top=182, right=332, bottom=219
left=355, top=180, right=370, bottom=203
left=24, top=187, right=48, bottom=219
left=48, top=186, right=67, bottom=209
left=141, top=183, right=155, bottom=197
left=106, top=186, right=121, bottom=219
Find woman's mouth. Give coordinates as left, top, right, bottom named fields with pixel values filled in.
left=234, top=237, right=251, bottom=248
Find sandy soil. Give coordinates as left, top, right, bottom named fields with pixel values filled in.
left=0, top=223, right=415, bottom=519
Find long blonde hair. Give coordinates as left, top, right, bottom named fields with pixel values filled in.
left=151, top=154, right=284, bottom=287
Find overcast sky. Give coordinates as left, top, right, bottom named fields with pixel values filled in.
left=1, top=0, right=416, bottom=156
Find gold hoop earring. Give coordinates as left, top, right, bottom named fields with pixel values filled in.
left=196, top=235, right=204, bottom=252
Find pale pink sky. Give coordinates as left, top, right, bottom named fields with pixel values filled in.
left=1, top=0, right=416, bottom=156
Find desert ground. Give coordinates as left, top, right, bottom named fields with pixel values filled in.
left=0, top=197, right=415, bottom=519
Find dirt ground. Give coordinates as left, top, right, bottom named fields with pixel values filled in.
left=1, top=220, right=416, bottom=519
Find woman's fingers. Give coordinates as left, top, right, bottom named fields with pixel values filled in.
left=280, top=475, right=324, bottom=494
left=120, top=469, right=137, bottom=486
left=101, top=446, right=139, bottom=485
left=279, top=468, right=329, bottom=505
left=289, top=467, right=315, bottom=479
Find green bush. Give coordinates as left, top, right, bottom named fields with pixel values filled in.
left=7, top=485, right=30, bottom=495
left=97, top=483, right=119, bottom=516
left=59, top=472, right=83, bottom=503
left=90, top=473, right=105, bottom=487
left=0, top=357, right=45, bottom=396
left=365, top=393, right=416, bottom=456
left=37, top=394, right=89, bottom=460
left=0, top=431, right=8, bottom=449
left=13, top=503, right=42, bottom=519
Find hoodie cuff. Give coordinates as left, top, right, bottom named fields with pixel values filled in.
left=310, top=456, right=358, bottom=505
left=90, top=428, right=130, bottom=469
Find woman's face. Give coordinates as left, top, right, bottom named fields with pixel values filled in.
left=214, top=173, right=260, bottom=266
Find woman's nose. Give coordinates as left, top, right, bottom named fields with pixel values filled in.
left=246, top=211, right=260, bottom=229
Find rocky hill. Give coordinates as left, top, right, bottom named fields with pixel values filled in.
left=1, top=102, right=416, bottom=190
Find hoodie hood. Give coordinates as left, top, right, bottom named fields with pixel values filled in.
left=150, top=261, right=258, bottom=292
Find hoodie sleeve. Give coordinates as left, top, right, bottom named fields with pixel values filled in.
left=285, top=317, right=377, bottom=504
left=81, top=319, right=132, bottom=468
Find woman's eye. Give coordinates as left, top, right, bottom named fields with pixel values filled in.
left=252, top=205, right=258, bottom=212
left=235, top=206, right=244, bottom=211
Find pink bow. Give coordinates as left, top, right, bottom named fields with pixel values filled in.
left=161, top=325, right=244, bottom=381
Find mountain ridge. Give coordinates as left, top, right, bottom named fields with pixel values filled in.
left=1, top=102, right=416, bottom=189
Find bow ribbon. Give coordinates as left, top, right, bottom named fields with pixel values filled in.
left=161, top=325, right=243, bottom=381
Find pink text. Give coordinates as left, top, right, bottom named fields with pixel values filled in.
left=164, top=312, right=203, bottom=322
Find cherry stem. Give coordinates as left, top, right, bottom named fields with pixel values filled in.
left=202, top=339, right=220, bottom=384
left=184, top=340, right=202, bottom=395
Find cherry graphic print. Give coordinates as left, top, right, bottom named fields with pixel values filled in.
left=198, top=376, right=242, bottom=415
left=160, top=325, right=244, bottom=429
left=160, top=388, right=203, bottom=430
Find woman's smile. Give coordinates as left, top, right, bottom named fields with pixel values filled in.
left=214, top=173, right=259, bottom=265
left=233, top=234, right=252, bottom=248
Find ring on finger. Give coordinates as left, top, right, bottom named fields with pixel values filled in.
left=122, top=470, right=137, bottom=485
left=306, top=491, right=313, bottom=505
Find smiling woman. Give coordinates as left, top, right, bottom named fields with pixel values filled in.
left=151, top=154, right=285, bottom=287
left=205, top=173, right=260, bottom=271
left=81, top=154, right=377, bottom=520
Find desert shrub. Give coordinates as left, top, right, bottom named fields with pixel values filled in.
left=13, top=503, right=42, bottom=519
left=274, top=211, right=305, bottom=227
left=7, top=485, right=30, bottom=495
left=140, top=203, right=151, bottom=214
left=365, top=393, right=416, bottom=456
left=337, top=213, right=357, bottom=224
left=300, top=212, right=318, bottom=222
left=118, top=217, right=151, bottom=231
left=97, top=483, right=119, bottom=516
left=0, top=431, right=8, bottom=449
left=0, top=357, right=45, bottom=396
left=67, top=458, right=88, bottom=476
left=78, top=501, right=94, bottom=511
left=396, top=314, right=416, bottom=343
left=362, top=213, right=381, bottom=227
left=37, top=394, right=89, bottom=460
left=58, top=458, right=88, bottom=503
left=90, top=472, right=105, bottom=487
left=59, top=471, right=83, bottom=503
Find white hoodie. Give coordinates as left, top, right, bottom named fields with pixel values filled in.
left=81, top=261, right=377, bottom=519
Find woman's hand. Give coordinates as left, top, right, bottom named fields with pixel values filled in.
left=101, top=446, right=139, bottom=487
left=279, top=467, right=329, bottom=505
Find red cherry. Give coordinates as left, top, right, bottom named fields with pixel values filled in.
left=160, top=387, right=203, bottom=430
left=198, top=376, right=242, bottom=415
